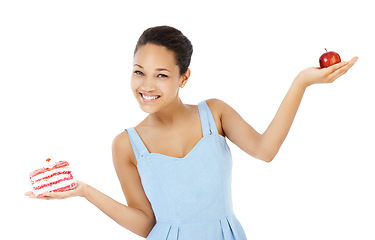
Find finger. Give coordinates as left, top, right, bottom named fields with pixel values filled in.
left=25, top=191, right=37, bottom=198
left=336, top=57, right=358, bottom=71
left=348, top=56, right=359, bottom=66
left=42, top=192, right=51, bottom=197
left=323, top=61, right=348, bottom=76
left=43, top=191, right=70, bottom=199
left=329, top=56, right=358, bottom=80
left=42, top=192, right=58, bottom=199
left=38, top=192, right=56, bottom=200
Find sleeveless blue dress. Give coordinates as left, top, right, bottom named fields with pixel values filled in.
left=126, top=100, right=247, bottom=240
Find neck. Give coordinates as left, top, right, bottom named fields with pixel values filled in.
left=147, top=97, right=189, bottom=126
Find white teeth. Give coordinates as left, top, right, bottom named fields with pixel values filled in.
left=142, top=93, right=159, bottom=100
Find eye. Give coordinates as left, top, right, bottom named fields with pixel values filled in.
left=157, top=74, right=168, bottom=78
left=134, top=70, right=144, bottom=76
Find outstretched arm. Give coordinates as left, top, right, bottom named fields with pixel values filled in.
left=25, top=131, right=156, bottom=238
left=260, top=57, right=358, bottom=161
left=216, top=57, right=358, bottom=162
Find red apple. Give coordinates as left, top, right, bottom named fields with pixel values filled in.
left=319, top=48, right=341, bottom=68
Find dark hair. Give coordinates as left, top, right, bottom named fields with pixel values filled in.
left=134, top=25, right=193, bottom=75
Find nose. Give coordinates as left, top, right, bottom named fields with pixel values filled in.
left=141, top=77, right=156, bottom=92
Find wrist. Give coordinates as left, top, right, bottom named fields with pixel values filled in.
left=292, top=76, right=308, bottom=91
left=79, top=181, right=89, bottom=198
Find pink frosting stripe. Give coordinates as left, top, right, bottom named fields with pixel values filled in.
left=33, top=174, right=74, bottom=191
left=52, top=182, right=77, bottom=192
left=34, top=182, right=77, bottom=197
left=30, top=170, right=72, bottom=184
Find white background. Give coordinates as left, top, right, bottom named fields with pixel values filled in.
left=1, top=0, right=374, bottom=239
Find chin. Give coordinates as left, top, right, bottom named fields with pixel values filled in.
left=139, top=105, right=158, bottom=114
left=137, top=100, right=162, bottom=114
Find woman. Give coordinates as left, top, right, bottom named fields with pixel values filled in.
left=25, top=26, right=358, bottom=239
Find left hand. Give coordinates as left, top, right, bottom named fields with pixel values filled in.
left=25, top=180, right=86, bottom=200
left=295, top=56, right=358, bottom=88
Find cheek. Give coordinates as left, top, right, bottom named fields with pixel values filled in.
left=130, top=78, right=141, bottom=99
left=130, top=77, right=138, bottom=91
left=161, top=80, right=180, bottom=94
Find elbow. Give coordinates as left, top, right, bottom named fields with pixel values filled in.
left=262, top=155, right=275, bottom=163
left=141, top=216, right=156, bottom=238
left=255, top=148, right=277, bottom=163
left=255, top=137, right=279, bottom=163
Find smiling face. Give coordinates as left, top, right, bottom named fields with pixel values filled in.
left=131, top=43, right=190, bottom=113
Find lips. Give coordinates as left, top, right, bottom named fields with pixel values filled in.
left=140, top=92, right=161, bottom=101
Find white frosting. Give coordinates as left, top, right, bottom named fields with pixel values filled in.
left=44, top=161, right=57, bottom=169
left=30, top=166, right=71, bottom=183
left=41, top=158, right=61, bottom=169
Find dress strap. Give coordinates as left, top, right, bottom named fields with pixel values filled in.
left=126, top=127, right=150, bottom=160
left=198, top=100, right=219, bottom=137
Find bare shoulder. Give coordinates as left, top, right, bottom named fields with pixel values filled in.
left=112, top=130, right=137, bottom=167
left=206, top=98, right=263, bottom=160
left=204, top=98, right=232, bottom=137
left=205, top=98, right=232, bottom=114
left=112, top=130, right=130, bottom=150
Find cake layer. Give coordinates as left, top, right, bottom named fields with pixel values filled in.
left=32, top=173, right=73, bottom=190
left=32, top=177, right=77, bottom=196
left=29, top=161, right=70, bottom=178
left=30, top=166, right=71, bottom=183
left=52, top=182, right=77, bottom=192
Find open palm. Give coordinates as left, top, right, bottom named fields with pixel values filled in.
left=297, top=57, right=358, bottom=87
left=25, top=180, right=85, bottom=199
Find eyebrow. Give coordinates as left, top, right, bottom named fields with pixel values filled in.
left=133, top=64, right=170, bottom=72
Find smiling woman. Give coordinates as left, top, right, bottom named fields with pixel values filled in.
left=25, top=25, right=358, bottom=240
left=131, top=43, right=191, bottom=113
left=131, top=26, right=193, bottom=109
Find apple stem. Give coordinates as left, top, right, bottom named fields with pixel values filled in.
left=325, top=48, right=327, bottom=52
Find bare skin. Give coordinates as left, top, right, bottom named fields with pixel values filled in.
left=25, top=43, right=358, bottom=238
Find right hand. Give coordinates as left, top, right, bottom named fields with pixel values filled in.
left=25, top=180, right=86, bottom=200
left=294, top=56, right=358, bottom=88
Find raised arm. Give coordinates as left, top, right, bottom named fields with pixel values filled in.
left=213, top=57, right=358, bottom=163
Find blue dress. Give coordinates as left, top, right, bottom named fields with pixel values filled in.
left=126, top=100, right=247, bottom=240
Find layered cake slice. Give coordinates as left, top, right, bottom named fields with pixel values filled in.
left=29, top=158, right=77, bottom=196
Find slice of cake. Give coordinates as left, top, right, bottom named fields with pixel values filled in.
left=29, top=158, right=77, bottom=196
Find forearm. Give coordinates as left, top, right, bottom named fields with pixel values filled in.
left=82, top=183, right=155, bottom=238
left=259, top=78, right=307, bottom=161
